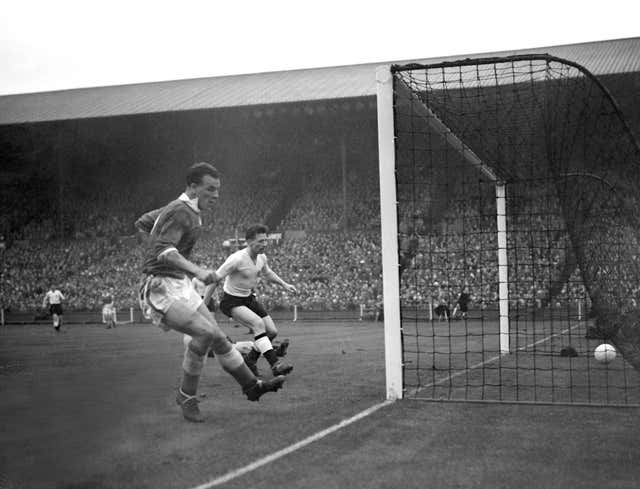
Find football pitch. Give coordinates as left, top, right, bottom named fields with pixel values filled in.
left=1, top=319, right=639, bottom=489
left=402, top=316, right=640, bottom=405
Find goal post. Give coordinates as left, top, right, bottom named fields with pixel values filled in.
left=377, top=64, right=511, bottom=401
left=376, top=65, right=403, bottom=400
left=376, top=55, right=640, bottom=406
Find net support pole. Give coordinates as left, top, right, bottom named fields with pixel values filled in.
left=377, top=65, right=403, bottom=400
left=496, top=182, right=510, bottom=354
left=577, top=300, right=582, bottom=321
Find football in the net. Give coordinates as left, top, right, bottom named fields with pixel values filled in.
left=594, top=344, right=616, bottom=364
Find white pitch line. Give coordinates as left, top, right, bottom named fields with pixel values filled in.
left=191, top=323, right=584, bottom=487
left=189, top=399, right=395, bottom=489
left=407, top=322, right=583, bottom=397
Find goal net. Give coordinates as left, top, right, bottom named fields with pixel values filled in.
left=377, top=54, right=640, bottom=405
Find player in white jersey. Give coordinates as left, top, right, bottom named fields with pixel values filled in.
left=205, top=224, right=296, bottom=377
left=101, top=294, right=117, bottom=329
left=42, top=287, right=65, bottom=331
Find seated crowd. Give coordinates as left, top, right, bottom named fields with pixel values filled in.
left=3, top=159, right=626, bottom=317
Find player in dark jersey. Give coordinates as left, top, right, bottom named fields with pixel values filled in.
left=453, top=289, right=471, bottom=320
left=137, top=162, right=285, bottom=422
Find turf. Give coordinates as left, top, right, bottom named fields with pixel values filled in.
left=0, top=320, right=638, bottom=489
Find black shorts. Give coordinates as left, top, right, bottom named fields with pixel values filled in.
left=49, top=304, right=63, bottom=316
left=434, top=304, right=450, bottom=316
left=219, top=292, right=268, bottom=319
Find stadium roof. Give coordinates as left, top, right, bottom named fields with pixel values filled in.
left=0, top=37, right=639, bottom=126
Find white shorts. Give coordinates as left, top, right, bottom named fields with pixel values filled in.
left=102, top=307, right=116, bottom=322
left=139, top=275, right=203, bottom=331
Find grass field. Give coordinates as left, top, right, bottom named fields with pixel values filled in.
left=402, top=316, right=640, bottom=405
left=1, top=318, right=639, bottom=489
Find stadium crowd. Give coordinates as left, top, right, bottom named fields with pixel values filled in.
left=1, top=158, right=617, bottom=317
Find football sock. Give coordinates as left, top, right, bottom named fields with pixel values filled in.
left=182, top=347, right=205, bottom=376
left=254, top=333, right=278, bottom=365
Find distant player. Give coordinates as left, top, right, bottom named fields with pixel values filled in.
left=205, top=224, right=296, bottom=377
left=137, top=163, right=285, bottom=422
left=102, top=295, right=117, bottom=329
left=398, top=228, right=419, bottom=276
left=42, top=286, right=65, bottom=331
left=452, top=289, right=471, bottom=320
left=433, top=284, right=450, bottom=321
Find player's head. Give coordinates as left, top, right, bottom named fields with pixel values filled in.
left=245, top=224, right=269, bottom=253
left=186, top=162, right=220, bottom=211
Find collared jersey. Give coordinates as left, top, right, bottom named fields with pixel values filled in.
left=141, top=198, right=202, bottom=279
left=216, top=248, right=267, bottom=297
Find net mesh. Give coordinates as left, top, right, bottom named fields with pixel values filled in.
left=392, top=55, right=640, bottom=405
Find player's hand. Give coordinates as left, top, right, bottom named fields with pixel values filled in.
left=283, top=283, right=297, bottom=294
left=197, top=269, right=217, bottom=285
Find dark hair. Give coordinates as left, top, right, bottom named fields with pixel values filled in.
left=186, top=162, right=219, bottom=186
left=245, top=224, right=269, bottom=241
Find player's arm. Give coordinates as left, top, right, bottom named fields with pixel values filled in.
left=135, top=207, right=163, bottom=234
left=42, top=294, right=48, bottom=308
left=262, top=263, right=297, bottom=293
left=153, top=212, right=215, bottom=284
left=160, top=250, right=216, bottom=284
left=202, top=283, right=217, bottom=307
left=135, top=207, right=164, bottom=245
left=200, top=254, right=237, bottom=306
left=213, top=253, right=238, bottom=284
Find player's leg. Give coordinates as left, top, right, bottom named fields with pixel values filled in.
left=162, top=303, right=214, bottom=422
left=196, top=303, right=286, bottom=399
left=262, top=315, right=278, bottom=340
left=263, top=315, right=290, bottom=357
left=226, top=307, right=263, bottom=376
left=246, top=297, right=291, bottom=370
left=51, top=305, right=61, bottom=330
left=232, top=306, right=293, bottom=376
left=57, top=306, right=63, bottom=329
left=166, top=303, right=257, bottom=390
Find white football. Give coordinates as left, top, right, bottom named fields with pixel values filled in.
left=594, top=343, right=616, bottom=364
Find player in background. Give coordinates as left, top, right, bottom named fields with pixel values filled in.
left=433, top=283, right=450, bottom=321
left=186, top=276, right=289, bottom=360
left=452, top=288, right=471, bottom=320
left=43, top=286, right=65, bottom=331
left=137, top=163, right=285, bottom=422
left=102, top=294, right=117, bottom=329
left=204, top=224, right=296, bottom=377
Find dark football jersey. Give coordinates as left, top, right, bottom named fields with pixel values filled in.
left=135, top=207, right=163, bottom=234
left=141, top=199, right=202, bottom=278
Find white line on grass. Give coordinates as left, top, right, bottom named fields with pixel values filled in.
left=407, top=323, right=583, bottom=397
left=189, top=399, right=395, bottom=489
left=190, top=323, right=583, bottom=487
